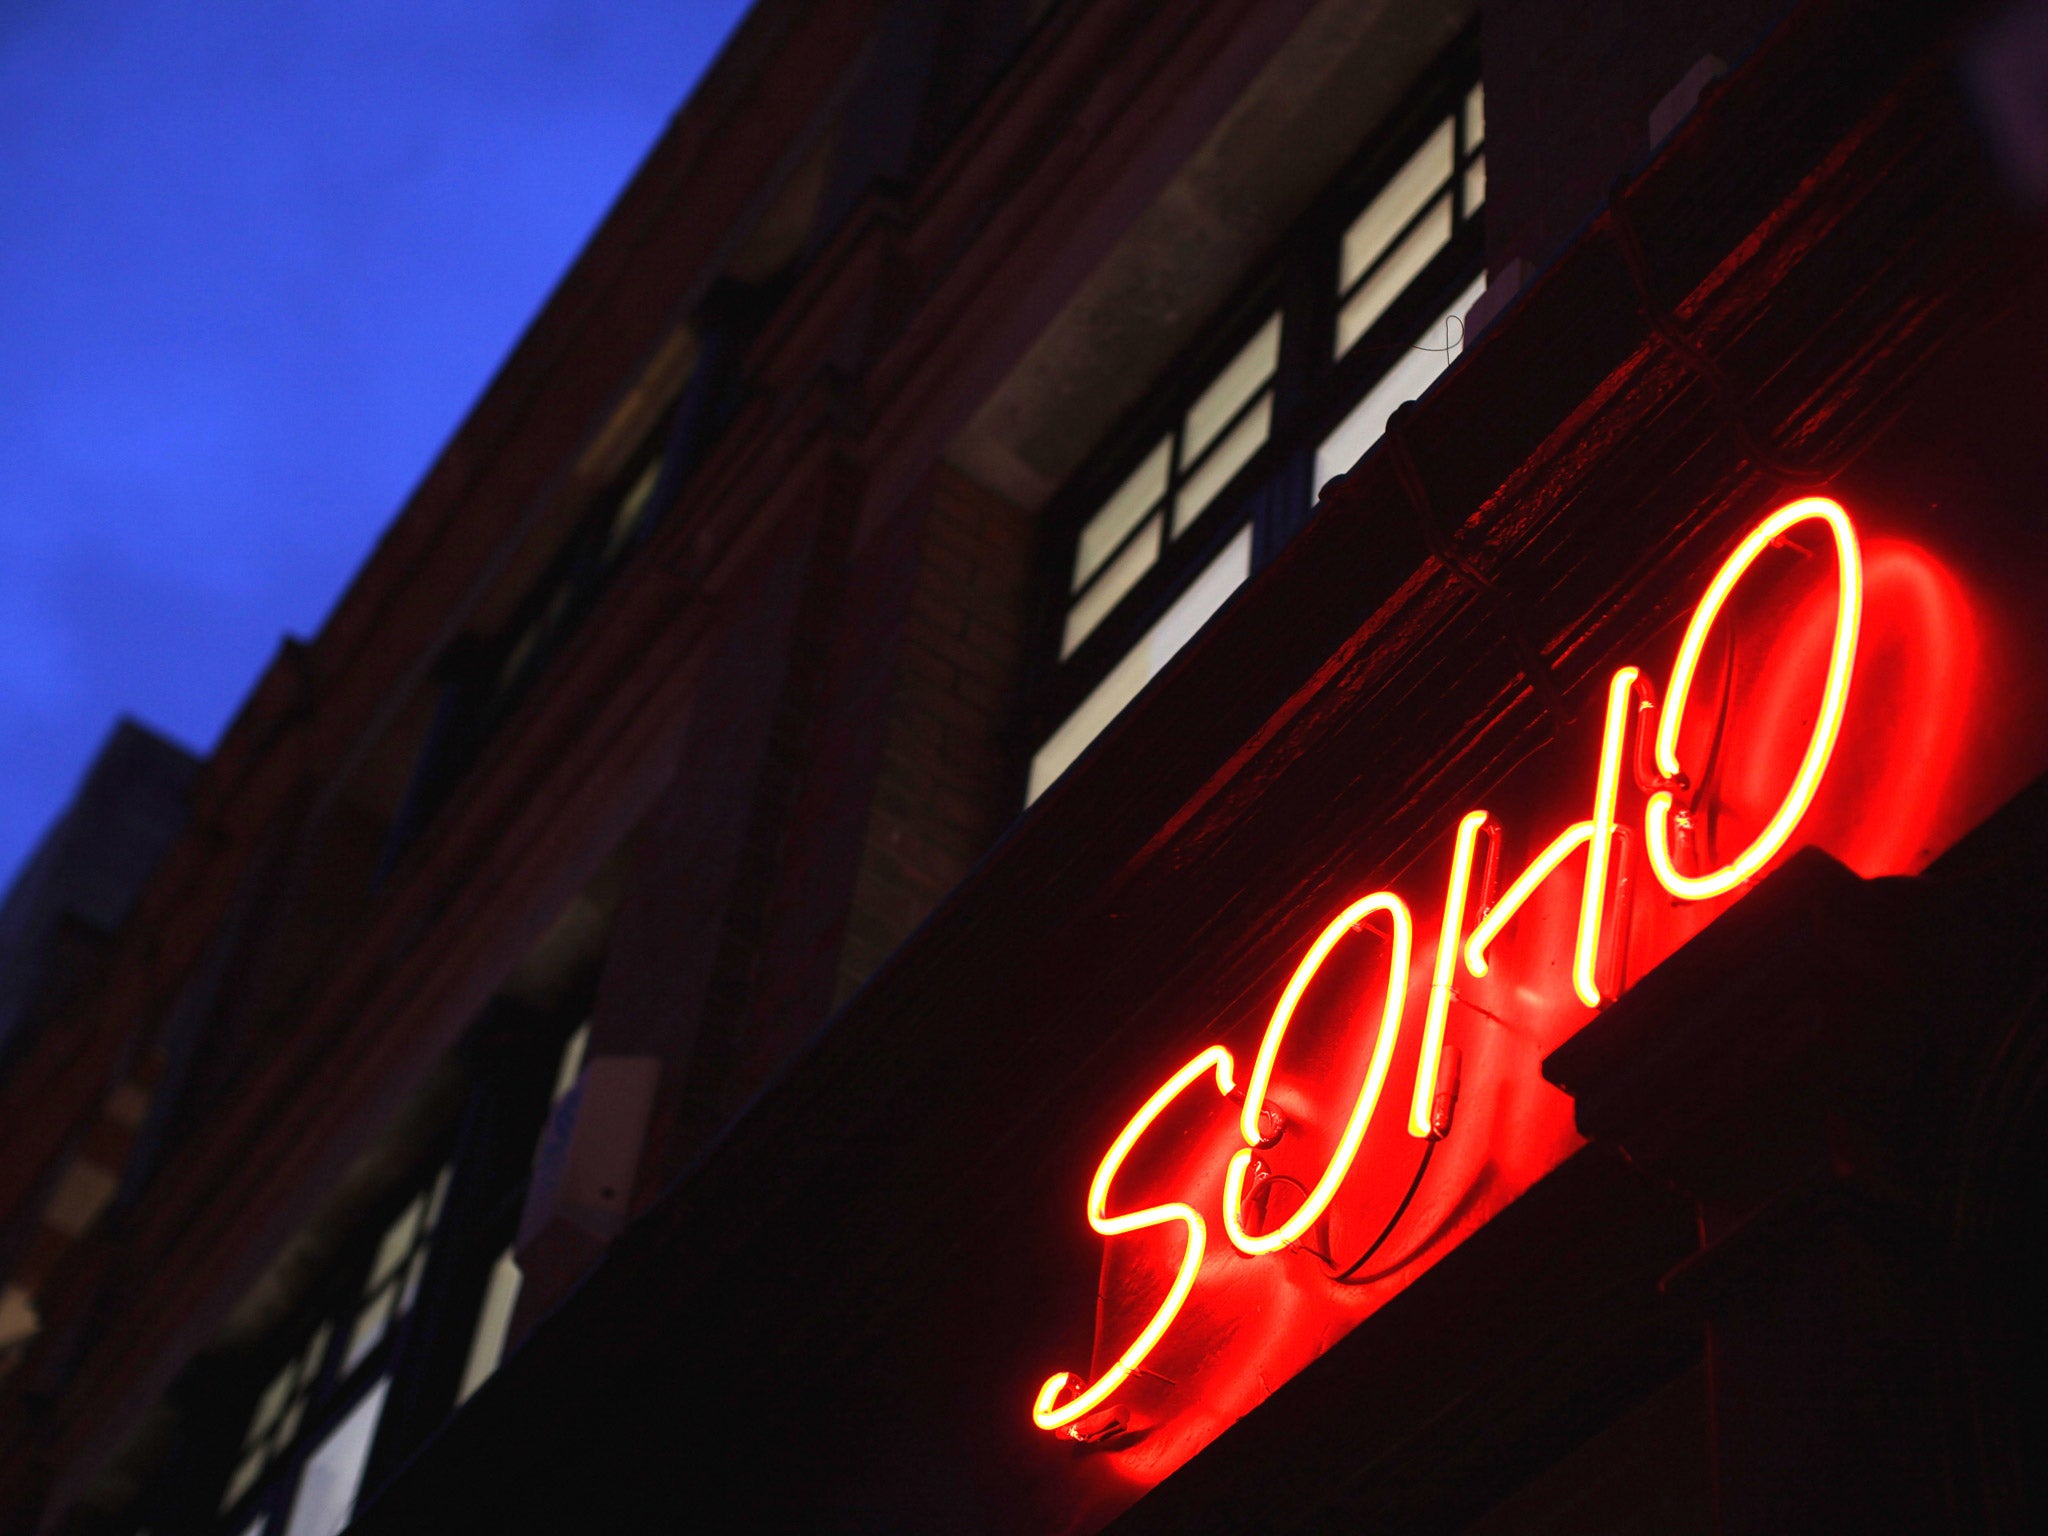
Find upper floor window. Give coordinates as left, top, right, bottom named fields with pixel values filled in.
left=1335, top=80, right=1484, bottom=359
left=341, top=1166, right=451, bottom=1374
left=214, top=1161, right=440, bottom=1536
left=1026, top=50, right=1485, bottom=805
left=141, top=997, right=588, bottom=1536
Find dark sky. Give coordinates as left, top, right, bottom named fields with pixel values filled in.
left=0, top=0, right=751, bottom=888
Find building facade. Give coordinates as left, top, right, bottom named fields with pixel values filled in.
left=3, top=0, right=2047, bottom=1531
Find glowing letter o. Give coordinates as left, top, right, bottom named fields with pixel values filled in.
left=1222, top=891, right=1412, bottom=1256
left=1645, top=497, right=1862, bottom=901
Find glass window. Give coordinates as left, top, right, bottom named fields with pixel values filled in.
left=456, top=1248, right=525, bottom=1405
left=601, top=457, right=665, bottom=563
left=342, top=1165, right=450, bottom=1374
left=1074, top=438, right=1170, bottom=591
left=1463, top=81, right=1487, bottom=215
left=1336, top=89, right=1484, bottom=358
left=1178, top=393, right=1272, bottom=533
left=1316, top=274, right=1486, bottom=492
left=1341, top=119, right=1453, bottom=295
left=550, top=1021, right=591, bottom=1104
left=281, top=1378, right=389, bottom=1536
left=1057, top=312, right=1279, bottom=658
left=1339, top=194, right=1453, bottom=356
left=1063, top=512, right=1163, bottom=657
left=1029, top=526, right=1253, bottom=802
left=222, top=1324, right=331, bottom=1512
left=1183, top=315, right=1280, bottom=468
left=1028, top=55, right=1482, bottom=808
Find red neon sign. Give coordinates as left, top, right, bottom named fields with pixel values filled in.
left=1031, top=497, right=1883, bottom=1439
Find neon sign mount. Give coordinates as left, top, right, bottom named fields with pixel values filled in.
left=1032, top=496, right=1863, bottom=1437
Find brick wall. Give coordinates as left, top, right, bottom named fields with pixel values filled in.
left=834, top=466, right=1033, bottom=1003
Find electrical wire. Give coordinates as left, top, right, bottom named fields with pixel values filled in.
left=1235, top=1142, right=1440, bottom=1285
left=1325, top=1139, right=1436, bottom=1284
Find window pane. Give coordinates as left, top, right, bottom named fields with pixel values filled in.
left=247, top=1363, right=295, bottom=1445
left=274, top=1395, right=307, bottom=1455
left=1182, top=315, right=1280, bottom=468
left=602, top=458, right=664, bottom=563
left=1336, top=194, right=1453, bottom=356
left=397, top=1246, right=429, bottom=1316
left=1464, top=82, right=1485, bottom=148
left=299, top=1322, right=332, bottom=1384
left=221, top=1448, right=266, bottom=1512
left=1174, top=392, right=1271, bottom=534
left=1062, top=510, right=1162, bottom=658
left=1029, top=524, right=1253, bottom=803
left=457, top=1249, right=525, bottom=1405
left=342, top=1286, right=395, bottom=1375
left=423, top=1165, right=452, bottom=1232
left=1146, top=522, right=1253, bottom=662
left=282, top=1378, right=389, bottom=1536
left=551, top=1022, right=591, bottom=1104
left=1316, top=274, right=1485, bottom=494
left=368, top=1198, right=423, bottom=1290
left=1074, top=437, right=1170, bottom=590
left=1340, top=118, right=1454, bottom=294
left=1464, top=153, right=1485, bottom=214
left=1031, top=648, right=1148, bottom=807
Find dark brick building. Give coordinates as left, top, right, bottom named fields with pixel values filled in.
left=4, top=0, right=2048, bottom=1532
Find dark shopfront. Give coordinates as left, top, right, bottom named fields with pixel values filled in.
left=8, top=1, right=2048, bottom=1534
left=347, top=5, right=2048, bottom=1534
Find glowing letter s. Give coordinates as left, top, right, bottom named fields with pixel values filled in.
left=1033, top=1046, right=1237, bottom=1433
left=1646, top=497, right=1862, bottom=900
left=1222, top=892, right=1413, bottom=1256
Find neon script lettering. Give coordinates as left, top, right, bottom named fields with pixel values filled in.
left=1033, top=497, right=1863, bottom=1434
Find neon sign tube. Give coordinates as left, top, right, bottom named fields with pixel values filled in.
left=1222, top=892, right=1412, bottom=1256
left=1463, top=665, right=1645, bottom=1008
left=1462, top=819, right=1589, bottom=980
left=1573, top=665, right=1643, bottom=1007
left=1032, top=1045, right=1238, bottom=1433
left=1410, top=809, right=1492, bottom=1138
left=1033, top=497, right=1870, bottom=1435
left=1645, top=497, right=1862, bottom=899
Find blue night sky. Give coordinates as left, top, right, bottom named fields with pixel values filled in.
left=0, top=0, right=751, bottom=889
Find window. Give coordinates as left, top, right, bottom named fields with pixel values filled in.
left=221, top=1325, right=332, bottom=1512
left=1063, top=316, right=1279, bottom=660
left=194, top=1002, right=592, bottom=1536
left=1335, top=81, right=1483, bottom=357
left=341, top=1165, right=451, bottom=1374
left=216, top=1162, right=448, bottom=1533
left=280, top=1378, right=389, bottom=1536
left=1315, top=274, right=1484, bottom=493
left=1027, top=52, right=1485, bottom=804
left=1031, top=527, right=1253, bottom=801
left=456, top=1248, right=524, bottom=1404
left=549, top=1020, right=590, bottom=1106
